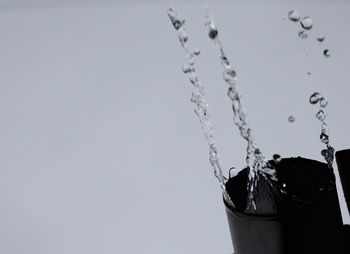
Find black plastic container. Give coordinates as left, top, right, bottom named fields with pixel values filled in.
left=224, top=157, right=347, bottom=254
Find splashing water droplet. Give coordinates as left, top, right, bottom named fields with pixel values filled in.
left=324, top=146, right=335, bottom=167
left=320, top=123, right=330, bottom=144
left=168, top=7, right=230, bottom=200
left=323, top=49, right=330, bottom=57
left=206, top=10, right=284, bottom=214
left=288, top=115, right=296, bottom=123
left=254, top=148, right=262, bottom=155
left=288, top=10, right=300, bottom=22
left=273, top=154, right=282, bottom=164
left=321, top=149, right=328, bottom=157
left=300, top=17, right=313, bottom=30
left=317, top=34, right=325, bottom=42
left=316, top=110, right=326, bottom=121
left=223, top=67, right=237, bottom=82
left=189, top=73, right=198, bottom=84
left=193, top=48, right=201, bottom=56
left=298, top=30, right=308, bottom=39
left=220, top=56, right=229, bottom=66
left=309, top=92, right=334, bottom=167
left=227, top=86, right=238, bottom=101
left=167, top=8, right=185, bottom=30
left=309, top=92, right=322, bottom=104
left=179, top=30, right=188, bottom=45
left=320, top=133, right=329, bottom=144
left=207, top=20, right=218, bottom=40
left=182, top=63, right=191, bottom=73
left=319, top=97, right=328, bottom=108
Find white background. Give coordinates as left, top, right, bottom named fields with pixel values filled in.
left=0, top=0, right=350, bottom=253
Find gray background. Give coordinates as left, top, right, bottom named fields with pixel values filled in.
left=0, top=0, right=350, bottom=253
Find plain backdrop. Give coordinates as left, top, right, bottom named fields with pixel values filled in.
left=0, top=0, right=350, bottom=253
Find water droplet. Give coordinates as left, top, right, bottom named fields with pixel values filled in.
left=321, top=122, right=329, bottom=135
left=273, top=154, right=282, bottom=164
left=254, top=148, right=262, bottom=157
left=288, top=115, right=295, bottom=123
left=300, top=17, right=313, bottom=30
left=319, top=97, right=328, bottom=108
left=320, top=133, right=329, bottom=144
left=254, top=148, right=264, bottom=161
left=317, top=34, right=325, bottom=42
left=227, top=86, right=238, bottom=101
left=231, top=99, right=241, bottom=113
left=288, top=10, right=300, bottom=22
left=167, top=8, right=185, bottom=30
left=298, top=30, right=308, bottom=39
left=316, top=110, right=326, bottom=121
left=323, top=49, right=330, bottom=57
left=189, top=73, right=198, bottom=84
left=309, top=92, right=322, bottom=104
left=208, top=22, right=218, bottom=39
left=193, top=48, right=201, bottom=56
left=223, top=67, right=237, bottom=82
left=182, top=63, right=191, bottom=73
left=321, top=149, right=328, bottom=157
left=178, top=29, right=188, bottom=45
left=221, top=55, right=229, bottom=66
left=320, top=123, right=330, bottom=144
left=324, top=146, right=335, bottom=167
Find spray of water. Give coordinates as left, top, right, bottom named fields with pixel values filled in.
left=167, top=7, right=233, bottom=206
left=309, top=92, right=335, bottom=167
left=204, top=11, right=285, bottom=213
left=204, top=13, right=259, bottom=169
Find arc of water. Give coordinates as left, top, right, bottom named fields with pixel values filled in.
left=167, top=7, right=233, bottom=206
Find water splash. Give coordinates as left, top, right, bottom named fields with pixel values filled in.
left=205, top=13, right=258, bottom=169
left=205, top=11, right=284, bottom=213
left=309, top=92, right=334, bottom=167
left=319, top=97, right=328, bottom=107
left=167, top=7, right=233, bottom=206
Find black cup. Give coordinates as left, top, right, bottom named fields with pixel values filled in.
left=335, top=149, right=350, bottom=213
left=224, top=157, right=346, bottom=254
